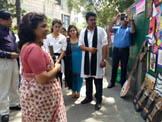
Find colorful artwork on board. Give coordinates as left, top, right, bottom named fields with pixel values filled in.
left=144, top=73, right=156, bottom=89
left=147, top=1, right=153, bottom=17
left=130, top=0, right=145, bottom=15
left=136, top=0, right=145, bottom=15
left=157, top=48, right=162, bottom=67
left=149, top=52, right=156, bottom=72
left=154, top=72, right=162, bottom=96
left=146, top=33, right=156, bottom=46
left=154, top=0, right=162, bottom=7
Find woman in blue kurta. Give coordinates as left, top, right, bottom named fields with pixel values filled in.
left=66, top=25, right=83, bottom=98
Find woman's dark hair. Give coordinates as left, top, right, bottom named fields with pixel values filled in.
left=0, top=10, right=12, bottom=20
left=51, top=19, right=62, bottom=32
left=18, top=12, right=47, bottom=49
left=68, top=25, right=79, bottom=38
left=85, top=12, right=96, bottom=21
left=61, top=27, right=66, bottom=32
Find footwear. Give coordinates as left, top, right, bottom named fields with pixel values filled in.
left=72, top=92, right=76, bottom=98
left=9, top=105, right=21, bottom=110
left=1, top=114, right=9, bottom=122
left=95, top=103, right=101, bottom=110
left=81, top=97, right=92, bottom=104
left=107, top=83, right=115, bottom=88
left=75, top=92, right=80, bottom=98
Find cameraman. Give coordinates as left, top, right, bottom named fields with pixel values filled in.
left=107, top=13, right=135, bottom=88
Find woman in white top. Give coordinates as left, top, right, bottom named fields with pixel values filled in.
left=43, top=19, right=67, bottom=87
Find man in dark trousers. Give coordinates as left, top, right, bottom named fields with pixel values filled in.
left=107, top=12, right=135, bottom=88
left=79, top=12, right=108, bottom=110
left=0, top=10, right=20, bottom=122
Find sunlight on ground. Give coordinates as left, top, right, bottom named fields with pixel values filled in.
left=104, top=96, right=116, bottom=104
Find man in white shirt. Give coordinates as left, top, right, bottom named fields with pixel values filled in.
left=79, top=12, right=108, bottom=110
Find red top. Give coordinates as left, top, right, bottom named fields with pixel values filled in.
left=20, top=43, right=50, bottom=75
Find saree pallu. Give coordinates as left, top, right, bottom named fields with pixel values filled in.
left=19, top=73, right=67, bottom=122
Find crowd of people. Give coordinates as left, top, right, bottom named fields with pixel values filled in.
left=0, top=9, right=135, bottom=122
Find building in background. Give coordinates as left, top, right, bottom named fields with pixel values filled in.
left=70, top=8, right=85, bottom=30
left=21, top=0, right=70, bottom=29
left=7, top=0, right=84, bottom=30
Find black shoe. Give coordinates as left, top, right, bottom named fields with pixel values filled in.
left=81, top=97, right=92, bottom=104
left=9, top=105, right=21, bottom=111
left=1, top=114, right=9, bottom=122
left=95, top=103, right=101, bottom=110
left=107, top=83, right=115, bottom=88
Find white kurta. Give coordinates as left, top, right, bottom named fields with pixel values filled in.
left=43, top=33, right=67, bottom=73
left=78, top=26, right=108, bottom=79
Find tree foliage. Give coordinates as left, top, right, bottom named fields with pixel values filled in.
left=67, top=0, right=136, bottom=27
left=0, top=0, right=16, bottom=16
left=109, top=0, right=135, bottom=12
left=0, top=0, right=27, bottom=27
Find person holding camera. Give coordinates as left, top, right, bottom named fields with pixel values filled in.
left=107, top=12, right=135, bottom=88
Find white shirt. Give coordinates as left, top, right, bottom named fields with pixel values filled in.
left=43, top=33, right=67, bottom=73
left=43, top=33, right=67, bottom=53
left=79, top=26, right=108, bottom=78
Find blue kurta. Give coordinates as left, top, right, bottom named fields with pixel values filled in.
left=71, top=43, right=82, bottom=73
left=71, top=43, right=83, bottom=92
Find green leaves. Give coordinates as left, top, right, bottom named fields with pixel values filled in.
left=67, top=0, right=136, bottom=27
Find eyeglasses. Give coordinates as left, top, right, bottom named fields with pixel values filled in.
left=88, top=19, right=96, bottom=21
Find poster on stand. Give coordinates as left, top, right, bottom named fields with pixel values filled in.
left=154, top=72, right=162, bottom=97
left=136, top=0, right=145, bottom=15
left=144, top=73, right=156, bottom=89
left=149, top=52, right=156, bottom=72
left=147, top=1, right=152, bottom=17
left=157, top=48, right=162, bottom=67
left=154, top=0, right=162, bottom=7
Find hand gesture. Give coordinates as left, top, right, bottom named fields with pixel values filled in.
left=117, top=13, right=121, bottom=18
left=55, top=62, right=61, bottom=73
left=56, top=59, right=61, bottom=64
left=100, top=60, right=106, bottom=68
left=11, top=52, right=19, bottom=59
left=113, top=13, right=121, bottom=22
left=88, top=47, right=97, bottom=53
left=128, top=13, right=133, bottom=20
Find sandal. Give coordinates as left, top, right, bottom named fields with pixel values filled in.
left=72, top=92, right=76, bottom=98
left=75, top=92, right=80, bottom=98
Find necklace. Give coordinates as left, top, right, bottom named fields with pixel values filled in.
left=70, top=38, right=78, bottom=51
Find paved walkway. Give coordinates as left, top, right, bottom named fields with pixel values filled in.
left=9, top=63, right=144, bottom=122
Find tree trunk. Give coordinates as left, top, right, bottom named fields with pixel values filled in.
left=15, top=0, right=21, bottom=27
